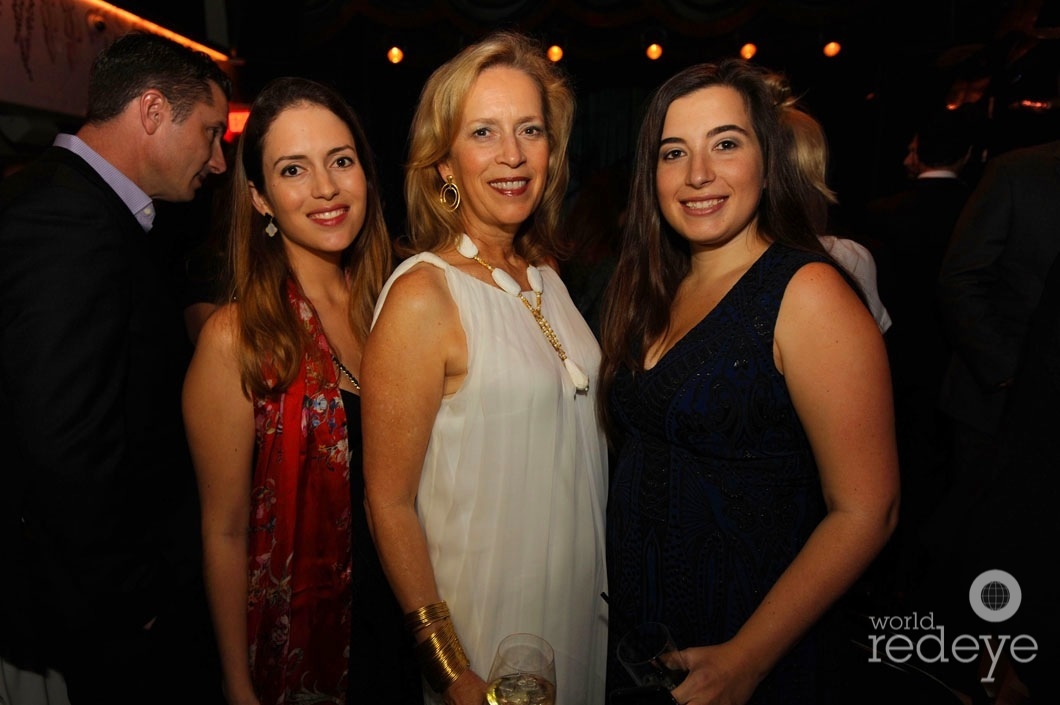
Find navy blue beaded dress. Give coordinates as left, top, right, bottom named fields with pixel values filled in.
left=605, top=243, right=844, bottom=704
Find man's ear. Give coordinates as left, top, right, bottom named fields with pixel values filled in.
left=139, top=90, right=167, bottom=135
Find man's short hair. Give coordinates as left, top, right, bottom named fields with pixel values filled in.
left=85, top=31, right=232, bottom=125
left=916, top=107, right=977, bottom=168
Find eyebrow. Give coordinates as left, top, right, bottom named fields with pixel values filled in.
left=271, top=144, right=356, bottom=167
left=660, top=123, right=750, bottom=146
left=466, top=115, right=543, bottom=126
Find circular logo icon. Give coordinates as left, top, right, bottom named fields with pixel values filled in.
left=969, top=569, right=1021, bottom=623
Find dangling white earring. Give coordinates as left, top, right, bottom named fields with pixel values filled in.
left=265, top=214, right=278, bottom=238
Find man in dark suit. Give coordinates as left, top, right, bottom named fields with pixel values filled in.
left=862, top=108, right=976, bottom=597
left=916, top=139, right=1060, bottom=700
left=958, top=249, right=1060, bottom=704
left=0, top=32, right=230, bottom=704
left=936, top=139, right=1060, bottom=503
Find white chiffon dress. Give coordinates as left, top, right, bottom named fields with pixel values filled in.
left=372, top=253, right=609, bottom=705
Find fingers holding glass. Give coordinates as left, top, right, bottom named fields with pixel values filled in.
left=617, top=622, right=689, bottom=691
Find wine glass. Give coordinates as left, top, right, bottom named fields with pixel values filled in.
left=616, top=622, right=689, bottom=691
left=485, top=633, right=557, bottom=705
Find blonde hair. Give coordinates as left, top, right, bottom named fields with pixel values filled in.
left=785, top=108, right=837, bottom=205
left=401, top=31, right=574, bottom=264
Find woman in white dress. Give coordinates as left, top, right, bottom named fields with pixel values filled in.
left=360, top=31, right=608, bottom=705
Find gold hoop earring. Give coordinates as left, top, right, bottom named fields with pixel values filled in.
left=265, top=214, right=278, bottom=238
left=439, top=175, right=460, bottom=212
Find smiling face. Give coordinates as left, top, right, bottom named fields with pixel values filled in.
left=249, top=102, right=367, bottom=262
left=655, top=85, right=766, bottom=254
left=439, top=65, right=550, bottom=240
left=151, top=81, right=229, bottom=201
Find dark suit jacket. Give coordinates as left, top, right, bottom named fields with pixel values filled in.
left=958, top=250, right=1060, bottom=700
left=937, top=140, right=1060, bottom=434
left=0, top=146, right=200, bottom=670
left=867, top=175, right=972, bottom=395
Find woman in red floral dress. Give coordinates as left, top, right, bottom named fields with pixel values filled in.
left=183, top=77, right=407, bottom=705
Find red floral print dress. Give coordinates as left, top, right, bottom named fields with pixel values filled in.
left=247, top=278, right=352, bottom=705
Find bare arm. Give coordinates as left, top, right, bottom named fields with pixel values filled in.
left=182, top=305, right=260, bottom=705
left=672, top=262, right=900, bottom=705
left=360, top=264, right=487, bottom=705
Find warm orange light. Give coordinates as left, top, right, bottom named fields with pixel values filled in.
left=739, top=43, right=757, bottom=60
left=646, top=43, right=663, bottom=60
left=387, top=46, right=404, bottom=64
left=823, top=41, right=842, bottom=58
left=84, top=0, right=229, bottom=62
left=224, top=106, right=250, bottom=142
left=1018, top=99, right=1052, bottom=111
left=547, top=44, right=563, bottom=62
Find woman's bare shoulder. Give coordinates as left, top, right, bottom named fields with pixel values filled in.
left=195, top=301, right=241, bottom=355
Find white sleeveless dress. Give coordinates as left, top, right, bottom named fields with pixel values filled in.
left=372, top=253, right=608, bottom=705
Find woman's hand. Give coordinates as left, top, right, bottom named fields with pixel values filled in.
left=669, top=642, right=762, bottom=705
left=442, top=668, right=489, bottom=705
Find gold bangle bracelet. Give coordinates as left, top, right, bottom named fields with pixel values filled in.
left=404, top=600, right=450, bottom=633
left=415, top=618, right=470, bottom=693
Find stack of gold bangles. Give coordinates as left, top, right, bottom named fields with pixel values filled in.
left=406, top=600, right=469, bottom=693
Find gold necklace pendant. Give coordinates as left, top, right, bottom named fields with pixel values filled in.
left=457, top=234, right=589, bottom=393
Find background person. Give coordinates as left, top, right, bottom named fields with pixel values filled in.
left=780, top=105, right=892, bottom=335
left=908, top=136, right=1060, bottom=705
left=598, top=59, right=899, bottom=705
left=0, top=31, right=230, bottom=705
left=860, top=107, right=978, bottom=602
left=361, top=31, right=608, bottom=705
left=925, top=138, right=1060, bottom=592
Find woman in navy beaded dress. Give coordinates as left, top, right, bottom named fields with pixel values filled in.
left=597, top=59, right=900, bottom=705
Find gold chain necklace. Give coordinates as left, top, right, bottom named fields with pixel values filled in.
left=457, top=234, right=589, bottom=393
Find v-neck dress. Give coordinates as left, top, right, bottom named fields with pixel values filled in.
left=605, top=243, right=838, bottom=704
left=372, top=253, right=609, bottom=705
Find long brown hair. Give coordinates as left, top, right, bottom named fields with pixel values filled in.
left=402, top=30, right=574, bottom=264
left=597, top=59, right=825, bottom=440
left=226, top=77, right=392, bottom=398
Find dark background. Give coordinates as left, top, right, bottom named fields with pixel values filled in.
left=67, top=1, right=1060, bottom=236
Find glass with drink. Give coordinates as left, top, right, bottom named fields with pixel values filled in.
left=485, top=633, right=557, bottom=705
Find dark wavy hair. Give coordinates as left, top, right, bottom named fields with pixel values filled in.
left=597, top=58, right=827, bottom=441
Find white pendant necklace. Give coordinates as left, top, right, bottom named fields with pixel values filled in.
left=457, top=234, right=589, bottom=393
